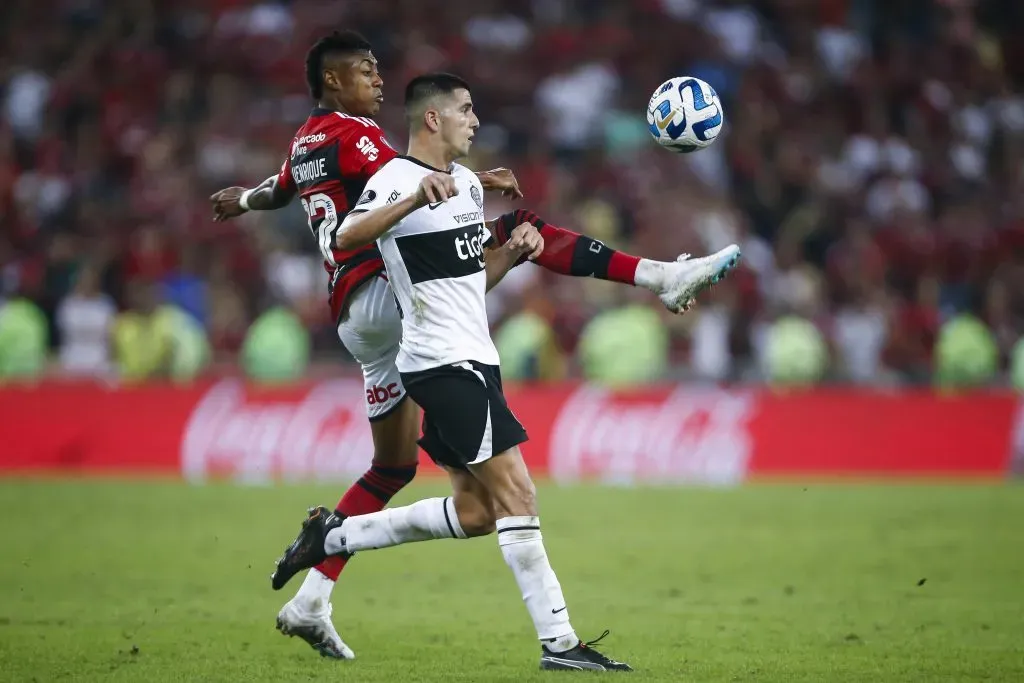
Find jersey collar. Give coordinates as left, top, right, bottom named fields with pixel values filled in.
left=399, top=155, right=452, bottom=174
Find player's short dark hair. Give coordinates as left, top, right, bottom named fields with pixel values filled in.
left=305, top=30, right=373, bottom=100
left=404, top=73, right=472, bottom=124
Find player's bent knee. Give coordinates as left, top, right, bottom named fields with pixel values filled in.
left=453, top=495, right=496, bottom=537
left=459, top=511, right=496, bottom=537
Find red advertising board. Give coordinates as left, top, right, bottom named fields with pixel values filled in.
left=0, top=380, right=1018, bottom=481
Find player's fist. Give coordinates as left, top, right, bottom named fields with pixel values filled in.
left=506, top=222, right=544, bottom=261
left=414, top=172, right=458, bottom=207
left=477, top=167, right=523, bottom=199
left=210, top=187, right=247, bottom=222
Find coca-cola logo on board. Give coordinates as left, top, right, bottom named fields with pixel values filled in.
left=549, top=386, right=755, bottom=485
left=181, top=380, right=374, bottom=482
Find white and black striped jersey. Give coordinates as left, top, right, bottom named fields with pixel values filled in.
left=341, top=156, right=498, bottom=373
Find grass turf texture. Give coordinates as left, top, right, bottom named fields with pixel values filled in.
left=0, top=479, right=1021, bottom=682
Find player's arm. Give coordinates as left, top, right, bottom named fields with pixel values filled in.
left=210, top=159, right=297, bottom=221
left=337, top=171, right=457, bottom=250
left=243, top=174, right=297, bottom=211
left=484, top=221, right=544, bottom=291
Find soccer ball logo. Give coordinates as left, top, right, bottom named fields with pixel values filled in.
left=646, top=77, right=724, bottom=153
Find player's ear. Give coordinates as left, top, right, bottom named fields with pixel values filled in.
left=325, top=70, right=340, bottom=92
left=424, top=108, right=441, bottom=133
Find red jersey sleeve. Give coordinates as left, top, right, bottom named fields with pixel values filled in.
left=274, top=155, right=295, bottom=194
left=336, top=117, right=400, bottom=181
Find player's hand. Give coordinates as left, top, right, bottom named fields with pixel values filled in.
left=477, top=168, right=523, bottom=199
left=414, top=172, right=459, bottom=207
left=506, top=222, right=544, bottom=261
left=210, top=186, right=247, bottom=222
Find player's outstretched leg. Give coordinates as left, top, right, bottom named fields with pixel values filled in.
left=270, top=475, right=498, bottom=662
left=271, top=472, right=496, bottom=660
left=468, top=446, right=633, bottom=672
left=271, top=470, right=498, bottom=588
left=492, top=209, right=741, bottom=314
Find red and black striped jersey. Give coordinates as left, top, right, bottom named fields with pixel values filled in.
left=276, top=107, right=401, bottom=321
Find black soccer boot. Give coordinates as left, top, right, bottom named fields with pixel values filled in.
left=539, top=630, right=633, bottom=672
left=270, top=506, right=345, bottom=591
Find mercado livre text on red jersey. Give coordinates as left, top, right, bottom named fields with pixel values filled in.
left=275, top=107, right=400, bottom=320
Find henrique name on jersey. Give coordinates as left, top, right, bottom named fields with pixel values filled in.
left=292, top=157, right=330, bottom=185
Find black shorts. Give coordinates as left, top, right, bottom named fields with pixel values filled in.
left=401, top=361, right=528, bottom=470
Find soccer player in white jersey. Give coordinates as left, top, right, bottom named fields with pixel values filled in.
left=270, top=73, right=634, bottom=671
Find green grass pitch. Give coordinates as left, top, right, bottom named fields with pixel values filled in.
left=0, top=479, right=1021, bottom=682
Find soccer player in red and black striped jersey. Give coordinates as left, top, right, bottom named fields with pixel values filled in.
left=211, top=31, right=739, bottom=660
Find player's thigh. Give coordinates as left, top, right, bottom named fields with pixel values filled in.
left=337, top=277, right=419, bottom=467
left=444, top=465, right=496, bottom=537
left=402, top=361, right=527, bottom=472
left=466, top=445, right=538, bottom=519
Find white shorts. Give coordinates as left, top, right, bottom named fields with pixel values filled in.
left=337, top=276, right=405, bottom=421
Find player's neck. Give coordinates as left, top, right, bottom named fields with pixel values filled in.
left=317, top=98, right=361, bottom=118
left=406, top=138, right=456, bottom=172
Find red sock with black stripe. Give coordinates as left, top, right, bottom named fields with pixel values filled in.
left=314, top=464, right=418, bottom=580
left=492, top=209, right=641, bottom=285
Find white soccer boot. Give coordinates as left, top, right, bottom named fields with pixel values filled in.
left=276, top=597, right=355, bottom=660
left=647, top=244, right=742, bottom=314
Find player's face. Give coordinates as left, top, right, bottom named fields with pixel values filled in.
left=437, top=89, right=479, bottom=159
left=327, top=51, right=383, bottom=117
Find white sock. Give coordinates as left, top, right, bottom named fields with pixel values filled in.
left=496, top=516, right=579, bottom=652
left=324, top=497, right=466, bottom=554
left=633, top=258, right=668, bottom=292
left=294, top=567, right=334, bottom=611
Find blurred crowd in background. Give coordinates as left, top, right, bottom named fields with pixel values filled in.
left=1, top=0, right=1024, bottom=389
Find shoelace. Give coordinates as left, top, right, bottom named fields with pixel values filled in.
left=578, top=629, right=621, bottom=664
left=581, top=629, right=611, bottom=649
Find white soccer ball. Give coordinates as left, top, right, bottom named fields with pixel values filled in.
left=646, top=77, right=724, bottom=153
